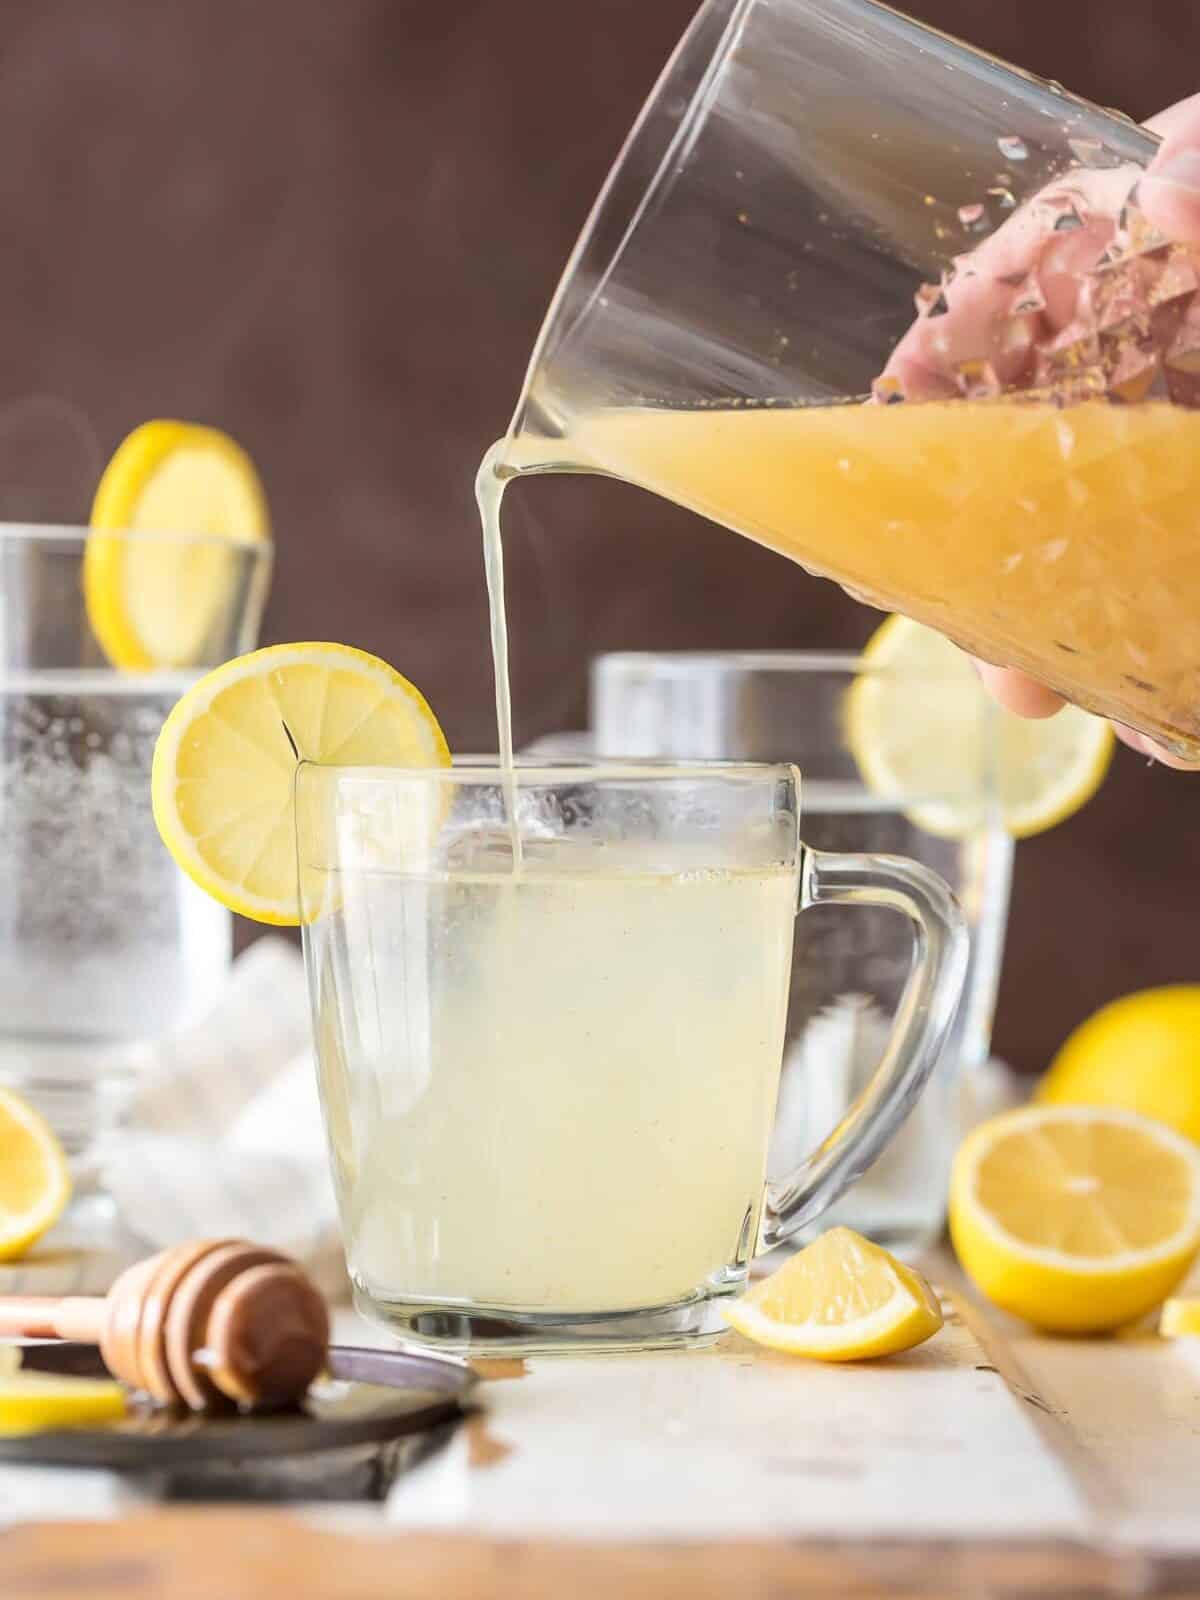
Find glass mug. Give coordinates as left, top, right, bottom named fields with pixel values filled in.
left=298, top=761, right=966, bottom=1353
left=492, top=0, right=1200, bottom=758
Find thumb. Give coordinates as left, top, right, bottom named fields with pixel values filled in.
left=1137, top=94, right=1200, bottom=244
left=1138, top=150, right=1200, bottom=247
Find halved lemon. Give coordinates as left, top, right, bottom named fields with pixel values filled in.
left=844, top=615, right=1113, bottom=838
left=0, top=1085, right=71, bottom=1263
left=151, top=642, right=450, bottom=926
left=949, top=1105, right=1200, bottom=1333
left=0, top=1369, right=126, bottom=1434
left=85, top=419, right=270, bottom=670
left=722, top=1226, right=944, bottom=1361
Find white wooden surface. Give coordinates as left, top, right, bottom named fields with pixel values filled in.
left=378, top=1305, right=1087, bottom=1543
left=1013, top=1331, right=1200, bottom=1553
left=370, top=1282, right=1200, bottom=1552
left=4, top=1283, right=1200, bottom=1556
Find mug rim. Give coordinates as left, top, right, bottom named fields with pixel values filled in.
left=295, top=756, right=800, bottom=786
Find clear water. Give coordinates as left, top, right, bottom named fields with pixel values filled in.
left=0, top=671, right=231, bottom=1151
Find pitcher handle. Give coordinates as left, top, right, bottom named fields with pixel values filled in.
left=760, top=847, right=969, bottom=1251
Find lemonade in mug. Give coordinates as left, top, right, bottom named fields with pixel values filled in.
left=297, top=763, right=965, bottom=1351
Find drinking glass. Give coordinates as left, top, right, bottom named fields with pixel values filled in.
left=591, top=651, right=1014, bottom=1253
left=495, top=0, right=1200, bottom=758
left=297, top=760, right=966, bottom=1353
left=0, top=525, right=270, bottom=1163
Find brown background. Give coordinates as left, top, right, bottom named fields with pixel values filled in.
left=1, top=0, right=1196, bottom=1074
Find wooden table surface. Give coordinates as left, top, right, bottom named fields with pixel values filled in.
left=4, top=1264, right=1200, bottom=1598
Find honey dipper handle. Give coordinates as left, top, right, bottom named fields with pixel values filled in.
left=0, top=1295, right=107, bottom=1343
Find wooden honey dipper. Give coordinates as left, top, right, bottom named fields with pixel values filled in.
left=0, top=1238, right=330, bottom=1412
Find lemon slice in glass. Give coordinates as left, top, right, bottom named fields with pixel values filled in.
left=844, top=615, right=1114, bottom=838
left=950, top=1105, right=1200, bottom=1333
left=722, top=1226, right=943, bottom=1360
left=152, top=642, right=450, bottom=926
left=0, top=1085, right=71, bottom=1263
left=85, top=419, right=270, bottom=670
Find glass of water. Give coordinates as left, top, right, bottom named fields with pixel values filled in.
left=0, top=524, right=270, bottom=1165
left=590, top=651, right=1015, bottom=1254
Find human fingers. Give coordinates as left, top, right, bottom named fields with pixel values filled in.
left=972, top=661, right=1066, bottom=719
left=1112, top=723, right=1200, bottom=770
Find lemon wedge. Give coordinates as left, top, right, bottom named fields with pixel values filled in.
left=0, top=1085, right=71, bottom=1263
left=85, top=419, right=270, bottom=670
left=950, top=1105, right=1200, bottom=1333
left=152, top=642, right=450, bottom=926
left=722, top=1226, right=944, bottom=1360
left=0, top=1369, right=126, bottom=1434
left=844, top=615, right=1114, bottom=838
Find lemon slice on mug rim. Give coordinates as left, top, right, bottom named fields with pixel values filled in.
left=151, top=642, right=450, bottom=926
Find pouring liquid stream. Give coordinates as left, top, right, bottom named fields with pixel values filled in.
left=475, top=441, right=525, bottom=871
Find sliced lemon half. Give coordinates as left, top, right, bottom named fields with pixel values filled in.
left=85, top=419, right=270, bottom=670
left=949, top=1105, right=1200, bottom=1334
left=151, top=642, right=450, bottom=926
left=722, top=1226, right=943, bottom=1361
left=844, top=615, right=1113, bottom=838
left=0, top=1085, right=71, bottom=1263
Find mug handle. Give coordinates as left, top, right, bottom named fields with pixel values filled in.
left=760, top=847, right=969, bottom=1251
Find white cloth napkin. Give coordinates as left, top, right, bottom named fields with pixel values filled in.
left=767, top=993, right=1019, bottom=1239
left=0, top=938, right=346, bottom=1301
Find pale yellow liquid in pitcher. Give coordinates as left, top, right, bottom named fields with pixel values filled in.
left=339, top=846, right=796, bottom=1312
left=501, top=398, right=1200, bottom=756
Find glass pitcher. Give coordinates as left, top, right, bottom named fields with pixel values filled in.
left=493, top=0, right=1199, bottom=759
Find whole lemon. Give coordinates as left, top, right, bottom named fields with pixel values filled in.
left=1037, top=986, right=1200, bottom=1143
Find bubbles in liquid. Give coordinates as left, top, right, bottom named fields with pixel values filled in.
left=997, top=135, right=1029, bottom=162
left=0, top=680, right=228, bottom=1042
